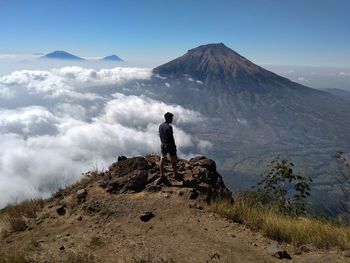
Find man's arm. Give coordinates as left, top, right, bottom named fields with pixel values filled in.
left=166, top=125, right=176, bottom=146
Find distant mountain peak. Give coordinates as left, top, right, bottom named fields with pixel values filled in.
left=101, top=55, right=124, bottom=62
left=42, top=50, right=84, bottom=60
left=153, top=43, right=276, bottom=85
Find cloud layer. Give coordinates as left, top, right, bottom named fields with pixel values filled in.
left=0, top=67, right=210, bottom=207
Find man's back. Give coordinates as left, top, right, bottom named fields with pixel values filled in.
left=159, top=122, right=175, bottom=146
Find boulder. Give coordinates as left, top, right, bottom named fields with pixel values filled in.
left=108, top=157, right=149, bottom=177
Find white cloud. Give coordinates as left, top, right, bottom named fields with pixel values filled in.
left=0, top=85, right=15, bottom=99
left=339, top=71, right=350, bottom=76
left=0, top=106, right=59, bottom=136
left=237, top=118, right=248, bottom=125
left=0, top=67, right=211, bottom=208
left=104, top=93, right=203, bottom=128
left=53, top=66, right=152, bottom=86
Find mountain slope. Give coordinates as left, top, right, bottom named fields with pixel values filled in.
left=0, top=156, right=343, bottom=262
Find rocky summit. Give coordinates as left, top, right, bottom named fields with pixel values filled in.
left=0, top=155, right=345, bottom=263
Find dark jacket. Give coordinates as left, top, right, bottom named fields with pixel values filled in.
left=159, top=122, right=176, bottom=146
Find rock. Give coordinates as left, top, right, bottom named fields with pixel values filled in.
left=342, top=250, right=350, bottom=257
left=77, top=215, right=83, bottom=221
left=105, top=170, right=149, bottom=193
left=147, top=173, right=160, bottom=184
left=145, top=185, right=162, bottom=192
left=118, top=156, right=127, bottom=162
left=295, top=244, right=312, bottom=255
left=155, top=176, right=171, bottom=186
left=189, top=202, right=203, bottom=210
left=108, top=157, right=149, bottom=177
left=189, top=189, right=199, bottom=199
left=59, top=245, right=65, bottom=251
left=273, top=251, right=292, bottom=260
left=77, top=189, right=88, bottom=203
left=56, top=205, right=66, bottom=216
left=83, top=200, right=102, bottom=213
left=140, top=212, right=155, bottom=222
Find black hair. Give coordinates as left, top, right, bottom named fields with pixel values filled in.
left=164, top=112, right=174, bottom=119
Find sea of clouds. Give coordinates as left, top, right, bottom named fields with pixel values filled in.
left=0, top=66, right=211, bottom=208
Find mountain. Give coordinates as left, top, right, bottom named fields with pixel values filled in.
left=154, top=42, right=279, bottom=87
left=145, top=43, right=350, bottom=217
left=323, top=88, right=350, bottom=102
left=42, top=50, right=84, bottom=60
left=101, top=54, right=124, bottom=61
left=152, top=43, right=350, bottom=145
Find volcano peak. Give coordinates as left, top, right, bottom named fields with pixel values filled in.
left=153, top=43, right=275, bottom=84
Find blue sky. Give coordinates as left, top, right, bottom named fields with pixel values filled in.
left=0, top=0, right=349, bottom=67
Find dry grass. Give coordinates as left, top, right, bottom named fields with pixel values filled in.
left=127, top=256, right=177, bottom=263
left=0, top=250, right=95, bottom=263
left=212, top=197, right=350, bottom=250
left=0, top=199, right=45, bottom=233
left=0, top=251, right=36, bottom=263
left=89, top=236, right=105, bottom=248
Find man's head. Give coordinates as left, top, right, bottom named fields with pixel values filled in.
left=164, top=112, right=174, bottom=123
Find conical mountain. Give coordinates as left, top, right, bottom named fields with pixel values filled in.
left=150, top=43, right=350, bottom=146
left=150, top=43, right=350, bottom=217
left=153, top=43, right=304, bottom=93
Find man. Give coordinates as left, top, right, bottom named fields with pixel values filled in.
left=159, top=112, right=181, bottom=181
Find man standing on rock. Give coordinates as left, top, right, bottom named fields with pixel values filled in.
left=159, top=112, right=181, bottom=181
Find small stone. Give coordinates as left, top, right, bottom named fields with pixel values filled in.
left=295, top=244, right=312, bottom=255
left=77, top=215, right=83, bottom=221
left=56, top=205, right=66, bottom=216
left=273, top=251, right=292, bottom=260
left=178, top=191, right=185, bottom=196
left=59, top=245, right=65, bottom=251
left=140, top=212, right=155, bottom=222
left=189, top=189, right=199, bottom=199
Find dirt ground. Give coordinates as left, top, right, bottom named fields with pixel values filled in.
left=1, top=182, right=349, bottom=263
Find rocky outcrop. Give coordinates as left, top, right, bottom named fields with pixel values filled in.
left=98, top=155, right=232, bottom=203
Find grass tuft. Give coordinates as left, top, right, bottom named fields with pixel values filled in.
left=212, top=197, right=350, bottom=250
left=0, top=199, right=45, bottom=233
